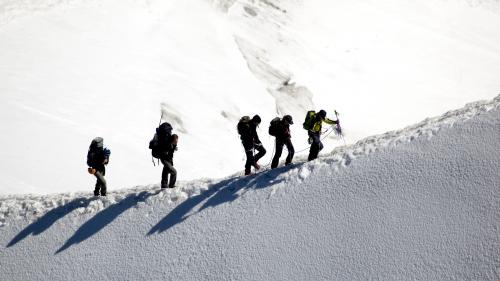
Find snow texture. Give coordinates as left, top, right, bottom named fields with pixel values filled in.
left=2, top=0, right=500, bottom=194
left=0, top=95, right=499, bottom=280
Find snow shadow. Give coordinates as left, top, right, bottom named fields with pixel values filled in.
left=148, top=165, right=296, bottom=235
left=7, top=197, right=95, bottom=248
left=56, top=191, right=156, bottom=254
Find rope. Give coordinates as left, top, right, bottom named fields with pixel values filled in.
left=265, top=138, right=276, bottom=167
left=294, top=125, right=336, bottom=153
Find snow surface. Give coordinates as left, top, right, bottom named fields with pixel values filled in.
left=1, top=0, right=500, bottom=194
left=0, top=95, right=498, bottom=280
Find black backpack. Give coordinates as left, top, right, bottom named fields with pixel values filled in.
left=237, top=116, right=251, bottom=136
left=149, top=122, right=173, bottom=159
left=268, top=117, right=281, bottom=136
left=87, top=137, right=111, bottom=166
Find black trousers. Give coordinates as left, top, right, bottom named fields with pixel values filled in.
left=93, top=166, right=106, bottom=196
left=243, top=143, right=266, bottom=174
left=161, top=159, right=177, bottom=189
left=308, top=132, right=323, bottom=161
left=271, top=138, right=294, bottom=168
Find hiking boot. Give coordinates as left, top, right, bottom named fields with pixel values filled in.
left=253, top=162, right=261, bottom=170
left=244, top=169, right=251, bottom=176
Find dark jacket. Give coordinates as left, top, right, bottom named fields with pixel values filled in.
left=87, top=148, right=110, bottom=171
left=157, top=140, right=176, bottom=164
left=240, top=122, right=262, bottom=147
left=163, top=144, right=176, bottom=164
left=276, top=121, right=291, bottom=140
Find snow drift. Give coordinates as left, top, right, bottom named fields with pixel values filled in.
left=0, top=95, right=499, bottom=280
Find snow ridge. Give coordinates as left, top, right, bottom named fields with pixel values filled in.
left=0, top=95, right=499, bottom=227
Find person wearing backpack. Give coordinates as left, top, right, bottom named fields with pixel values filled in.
left=87, top=137, right=111, bottom=196
left=238, top=115, right=266, bottom=175
left=270, top=115, right=295, bottom=169
left=304, top=110, right=338, bottom=161
left=149, top=122, right=177, bottom=189
left=160, top=134, right=178, bottom=189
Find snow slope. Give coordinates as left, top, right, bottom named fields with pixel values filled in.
left=0, top=95, right=498, bottom=280
left=1, top=0, right=500, bottom=194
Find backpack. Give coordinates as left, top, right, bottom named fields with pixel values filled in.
left=149, top=122, right=173, bottom=159
left=303, top=110, right=316, bottom=130
left=268, top=117, right=281, bottom=136
left=87, top=137, right=110, bottom=166
left=237, top=116, right=251, bottom=136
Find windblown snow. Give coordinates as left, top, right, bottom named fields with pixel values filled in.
left=0, top=95, right=499, bottom=280
left=1, top=0, right=500, bottom=194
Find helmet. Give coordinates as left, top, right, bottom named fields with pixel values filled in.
left=283, top=115, right=293, bottom=125
left=318, top=110, right=327, bottom=119
left=252, top=114, right=261, bottom=124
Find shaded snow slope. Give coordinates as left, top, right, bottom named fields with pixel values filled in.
left=1, top=0, right=500, bottom=194
left=0, top=95, right=498, bottom=280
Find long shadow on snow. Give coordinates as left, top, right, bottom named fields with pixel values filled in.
left=148, top=164, right=298, bottom=235
left=56, top=191, right=155, bottom=254
left=7, top=197, right=96, bottom=248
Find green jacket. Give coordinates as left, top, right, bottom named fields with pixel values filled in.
left=311, top=118, right=337, bottom=133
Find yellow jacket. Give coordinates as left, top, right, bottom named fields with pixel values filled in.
left=311, top=118, right=337, bottom=133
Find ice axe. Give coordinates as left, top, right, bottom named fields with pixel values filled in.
left=334, top=110, right=346, bottom=145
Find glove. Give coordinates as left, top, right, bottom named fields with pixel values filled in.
left=87, top=168, right=96, bottom=175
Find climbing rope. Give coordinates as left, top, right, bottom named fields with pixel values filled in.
left=294, top=125, right=337, bottom=154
